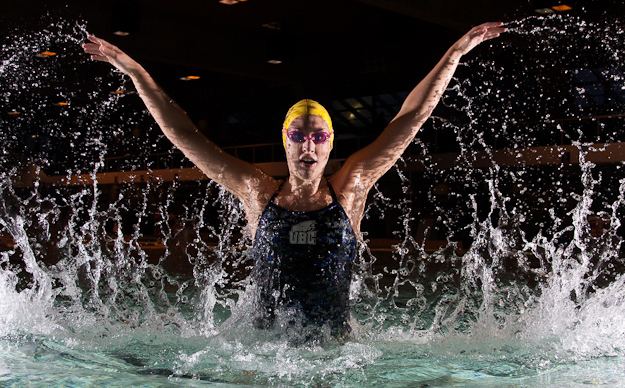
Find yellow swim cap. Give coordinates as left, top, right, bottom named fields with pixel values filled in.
left=282, top=99, right=334, bottom=149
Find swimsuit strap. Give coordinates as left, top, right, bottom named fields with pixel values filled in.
left=326, top=178, right=339, bottom=203
left=269, top=180, right=286, bottom=203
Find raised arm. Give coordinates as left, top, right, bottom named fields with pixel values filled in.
left=338, top=22, right=505, bottom=189
left=82, top=35, right=272, bottom=204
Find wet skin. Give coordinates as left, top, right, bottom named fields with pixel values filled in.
left=81, top=22, right=506, bottom=238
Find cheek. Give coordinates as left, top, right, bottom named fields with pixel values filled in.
left=319, top=144, right=332, bottom=158
left=285, top=143, right=300, bottom=160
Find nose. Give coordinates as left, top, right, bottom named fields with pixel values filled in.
left=301, top=137, right=316, bottom=153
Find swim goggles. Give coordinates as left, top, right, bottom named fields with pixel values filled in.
left=286, top=130, right=331, bottom=144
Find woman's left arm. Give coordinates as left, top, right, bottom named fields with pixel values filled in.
left=337, top=22, right=505, bottom=188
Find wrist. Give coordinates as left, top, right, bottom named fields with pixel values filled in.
left=127, top=63, right=146, bottom=81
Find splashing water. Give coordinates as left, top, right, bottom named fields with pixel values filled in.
left=2, top=11, right=625, bottom=386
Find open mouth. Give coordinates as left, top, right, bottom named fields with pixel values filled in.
left=299, top=157, right=317, bottom=167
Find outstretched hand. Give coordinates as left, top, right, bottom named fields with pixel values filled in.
left=81, top=34, right=141, bottom=76
left=452, top=22, right=506, bottom=56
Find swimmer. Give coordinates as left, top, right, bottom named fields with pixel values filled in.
left=82, top=22, right=505, bottom=340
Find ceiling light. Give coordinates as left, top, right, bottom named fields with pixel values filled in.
left=261, top=22, right=281, bottom=31
left=179, top=75, right=201, bottom=81
left=534, top=8, right=554, bottom=14
left=348, top=99, right=363, bottom=109
left=267, top=59, right=282, bottom=65
left=219, top=0, right=238, bottom=4
left=113, top=31, right=130, bottom=37
left=36, top=51, right=57, bottom=58
left=551, top=4, right=572, bottom=11
left=111, top=89, right=127, bottom=95
left=54, top=101, right=69, bottom=107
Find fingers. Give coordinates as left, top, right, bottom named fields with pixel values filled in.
left=470, top=22, right=507, bottom=36
left=455, top=21, right=505, bottom=54
left=82, top=44, right=108, bottom=61
left=470, top=23, right=506, bottom=44
left=82, top=43, right=101, bottom=55
left=479, top=21, right=505, bottom=29
left=85, top=33, right=117, bottom=50
left=83, top=35, right=105, bottom=55
left=86, top=34, right=102, bottom=44
left=90, top=55, right=109, bottom=62
left=483, top=32, right=501, bottom=41
left=82, top=34, right=120, bottom=61
left=483, top=26, right=506, bottom=39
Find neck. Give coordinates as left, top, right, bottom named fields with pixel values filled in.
left=287, top=175, right=324, bottom=198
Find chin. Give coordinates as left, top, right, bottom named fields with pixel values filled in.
left=292, top=168, right=320, bottom=182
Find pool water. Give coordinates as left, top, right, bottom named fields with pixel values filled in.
left=2, top=301, right=625, bottom=387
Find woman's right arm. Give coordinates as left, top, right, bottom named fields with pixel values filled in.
left=82, top=34, right=273, bottom=203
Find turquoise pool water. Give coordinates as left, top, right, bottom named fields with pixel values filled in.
left=2, top=307, right=625, bottom=387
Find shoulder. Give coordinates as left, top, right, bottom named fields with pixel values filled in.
left=329, top=162, right=371, bottom=199
left=241, top=174, right=280, bottom=237
left=249, top=173, right=280, bottom=206
left=328, top=167, right=371, bottom=211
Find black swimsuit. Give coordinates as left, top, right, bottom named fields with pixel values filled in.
left=251, top=180, right=357, bottom=338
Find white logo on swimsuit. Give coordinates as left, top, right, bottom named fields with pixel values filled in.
left=289, top=220, right=317, bottom=245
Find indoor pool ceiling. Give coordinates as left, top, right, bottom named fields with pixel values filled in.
left=1, top=0, right=621, bottom=146
left=1, top=0, right=577, bottom=85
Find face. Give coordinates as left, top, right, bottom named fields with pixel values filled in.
left=283, top=114, right=333, bottom=182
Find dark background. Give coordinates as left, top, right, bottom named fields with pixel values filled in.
left=3, top=0, right=623, bottom=156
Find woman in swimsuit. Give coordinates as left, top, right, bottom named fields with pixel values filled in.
left=82, top=22, right=504, bottom=340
